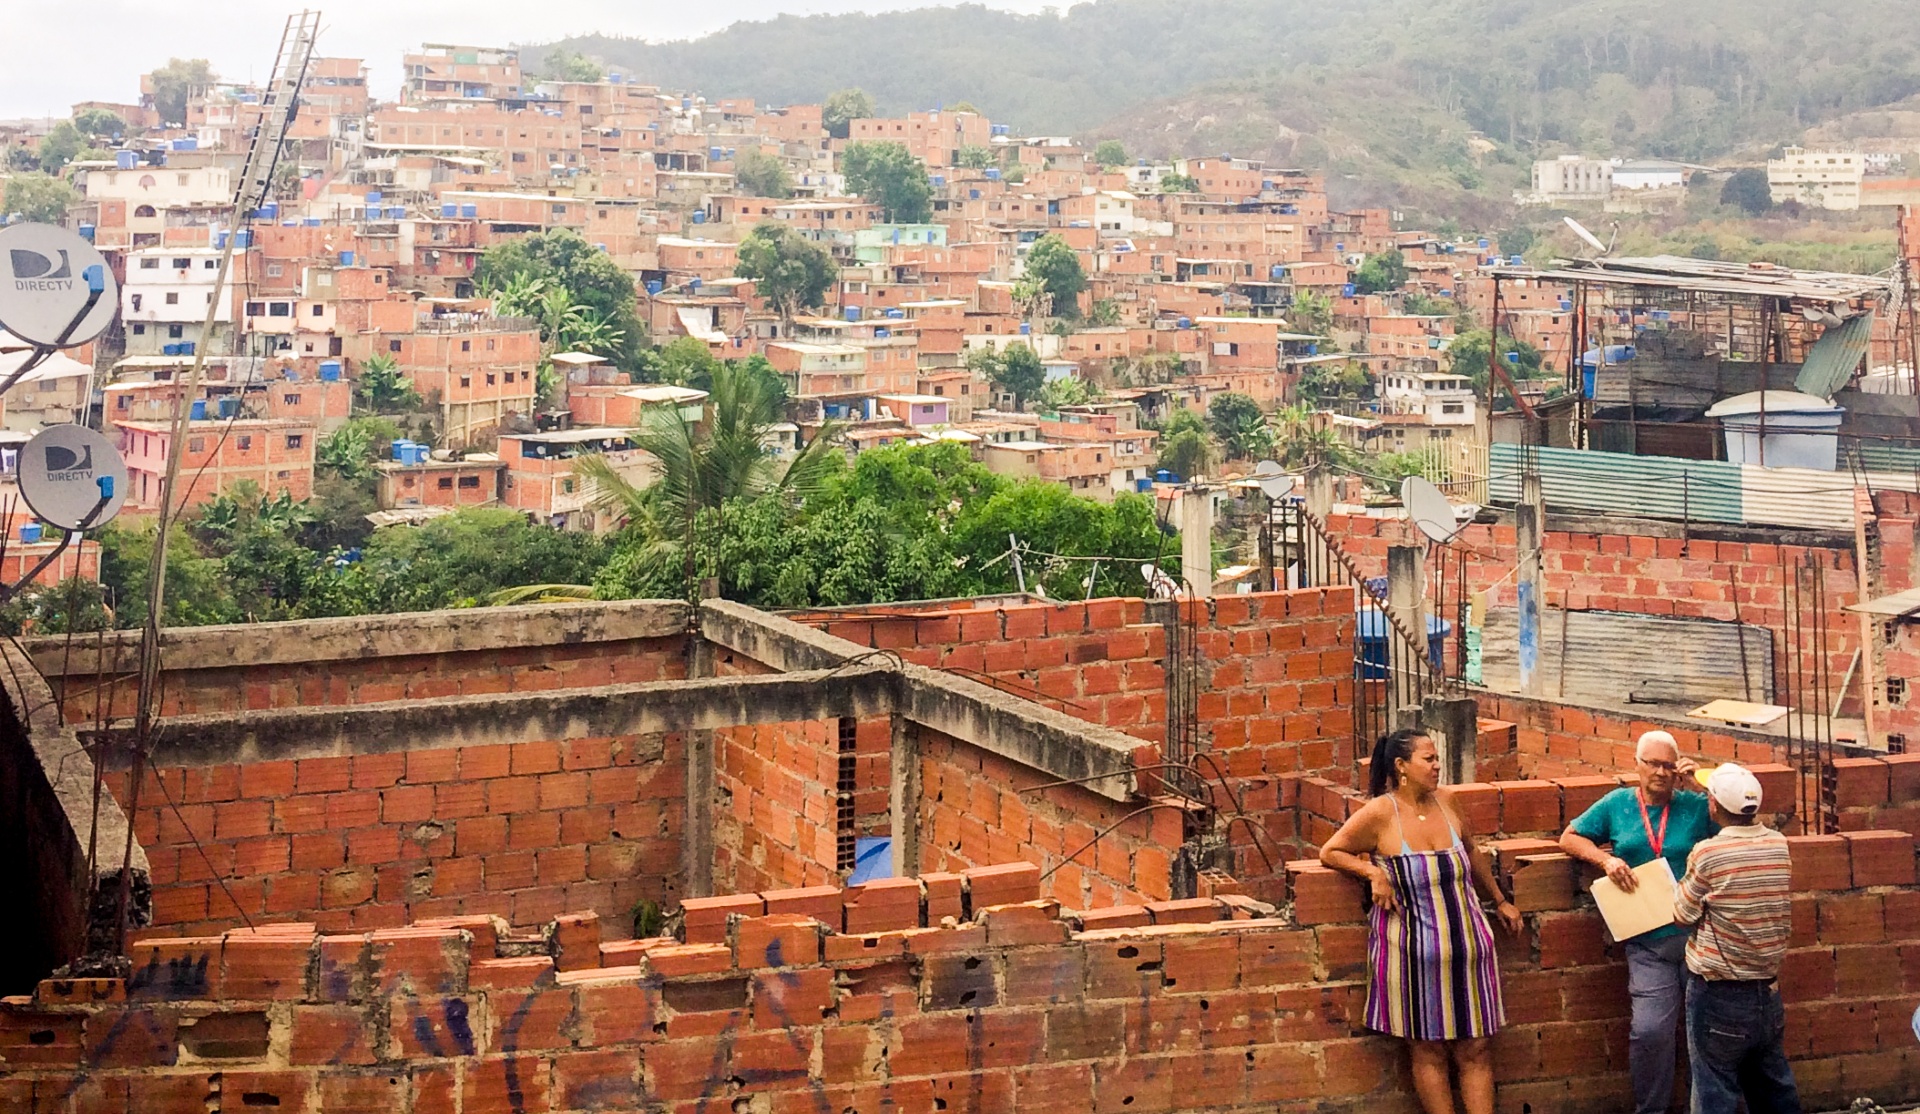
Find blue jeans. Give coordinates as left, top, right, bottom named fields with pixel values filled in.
left=1624, top=934, right=1688, bottom=1114
left=1684, top=973, right=1802, bottom=1114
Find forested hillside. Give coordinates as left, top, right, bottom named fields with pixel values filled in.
left=534, top=0, right=1920, bottom=210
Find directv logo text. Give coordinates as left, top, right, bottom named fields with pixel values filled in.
left=10, top=248, right=74, bottom=293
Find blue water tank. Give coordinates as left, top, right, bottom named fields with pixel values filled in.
left=389, top=206, right=406, bottom=219
left=180, top=342, right=195, bottom=356
left=319, top=360, right=342, bottom=381
left=303, top=217, right=321, bottom=227
left=844, top=307, right=861, bottom=322
left=1356, top=610, right=1451, bottom=679
left=1336, top=243, right=1345, bottom=252
left=115, top=149, right=137, bottom=169
left=78, top=224, right=95, bottom=242
left=885, top=308, right=904, bottom=319
left=690, top=210, right=706, bottom=224
left=173, top=137, right=197, bottom=151
left=1510, top=255, right=1525, bottom=266
left=681, top=97, right=692, bottom=110
left=441, top=203, right=458, bottom=217
left=688, top=277, right=701, bottom=290
left=216, top=397, right=239, bottom=418
left=234, top=230, right=251, bottom=247
left=874, top=328, right=890, bottom=338
left=190, top=399, right=208, bottom=420
left=19, top=523, right=42, bottom=544
left=1177, top=317, right=1192, bottom=329
left=340, top=251, right=354, bottom=265
left=1560, top=298, right=1573, bottom=311
left=215, top=232, right=228, bottom=249
left=1135, top=477, right=1154, bottom=493
left=985, top=168, right=1000, bottom=181
left=931, top=175, right=945, bottom=186
left=969, top=189, right=980, bottom=200
left=1018, top=322, right=1031, bottom=335
left=1478, top=238, right=1490, bottom=250
left=646, top=280, right=664, bottom=296
left=1343, top=284, right=1357, bottom=297
left=1270, top=264, right=1285, bottom=279
left=460, top=203, right=477, bottom=218
left=1154, top=469, right=1174, bottom=483
left=365, top=191, right=382, bottom=204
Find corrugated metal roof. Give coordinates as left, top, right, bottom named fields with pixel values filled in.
left=1489, top=444, right=1743, bottom=524
left=1487, top=256, right=1894, bottom=304
left=1480, top=608, right=1774, bottom=706
left=1793, top=312, right=1875, bottom=399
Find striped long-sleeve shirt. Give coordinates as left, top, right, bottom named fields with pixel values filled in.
left=1673, top=823, right=1792, bottom=981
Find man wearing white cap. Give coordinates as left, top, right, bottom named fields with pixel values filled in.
left=1559, top=729, right=1714, bottom=1114
left=1673, top=762, right=1800, bottom=1114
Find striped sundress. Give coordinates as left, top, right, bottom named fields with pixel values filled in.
left=1364, top=797, right=1506, bottom=1041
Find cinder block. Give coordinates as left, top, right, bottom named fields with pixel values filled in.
left=977, top=901, right=1068, bottom=947
left=964, top=862, right=1042, bottom=910
left=1144, top=898, right=1221, bottom=926
left=921, top=872, right=966, bottom=923
left=1747, top=764, right=1799, bottom=816
left=126, top=937, right=222, bottom=1001
left=1495, top=780, right=1563, bottom=834
left=643, top=944, right=732, bottom=979
left=1285, top=862, right=1364, bottom=925
left=1883, top=754, right=1920, bottom=804
left=469, top=956, right=556, bottom=991
left=1788, top=834, right=1853, bottom=892
left=550, top=912, right=600, bottom=973
left=1556, top=775, right=1622, bottom=824
left=1077, top=905, right=1152, bottom=931
left=1831, top=758, right=1891, bottom=809
left=734, top=915, right=823, bottom=968
left=680, top=893, right=765, bottom=944
left=761, top=885, right=843, bottom=923
left=1448, top=784, right=1501, bottom=835
left=220, top=931, right=314, bottom=999
left=1844, top=831, right=1917, bottom=887
left=1510, top=854, right=1577, bottom=913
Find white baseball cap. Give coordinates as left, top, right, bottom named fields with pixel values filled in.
left=1697, top=763, right=1762, bottom=816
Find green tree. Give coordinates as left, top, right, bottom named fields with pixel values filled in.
left=353, top=354, right=423, bottom=414
left=641, top=336, right=722, bottom=386
left=474, top=228, right=645, bottom=372
left=1403, top=291, right=1454, bottom=317
left=1092, top=140, right=1128, bottom=169
left=1036, top=374, right=1093, bottom=411
left=353, top=508, right=607, bottom=613
left=1207, top=392, right=1274, bottom=463
left=72, top=108, right=125, bottom=139
left=733, top=149, right=794, bottom=198
left=35, top=122, right=105, bottom=174
left=956, top=145, right=995, bottom=170
left=148, top=58, right=214, bottom=127
left=1272, top=405, right=1359, bottom=471
left=949, top=483, right=1170, bottom=600
left=0, top=577, right=112, bottom=636
left=969, top=344, right=1046, bottom=409
left=1089, top=298, right=1123, bottom=327
left=1449, top=328, right=1544, bottom=392
left=1157, top=429, right=1213, bottom=480
left=735, top=220, right=837, bottom=319
left=1023, top=233, right=1087, bottom=319
left=1295, top=361, right=1370, bottom=406
left=541, top=49, right=604, bottom=82
left=1497, top=226, right=1537, bottom=257
left=1158, top=173, right=1200, bottom=193
left=3, top=172, right=78, bottom=224
left=317, top=416, right=403, bottom=482
left=1721, top=167, right=1773, bottom=215
left=1288, top=289, right=1333, bottom=335
left=822, top=88, right=875, bottom=140
left=1353, top=249, right=1409, bottom=294
left=583, top=358, right=842, bottom=598
left=842, top=142, right=933, bottom=223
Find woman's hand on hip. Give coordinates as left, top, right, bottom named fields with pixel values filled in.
left=1369, top=866, right=1397, bottom=913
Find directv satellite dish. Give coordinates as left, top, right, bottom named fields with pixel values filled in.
left=19, top=425, right=128, bottom=530
left=0, top=224, right=118, bottom=348
left=1400, top=476, right=1460, bottom=544
left=1800, top=305, right=1845, bottom=328
left=1252, top=459, right=1294, bottom=500
left=1562, top=216, right=1614, bottom=259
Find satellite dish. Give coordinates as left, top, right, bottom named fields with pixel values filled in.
left=1252, top=459, right=1295, bottom=500
left=1800, top=305, right=1845, bottom=328
left=1562, top=216, right=1612, bottom=258
left=1400, top=475, right=1460, bottom=544
left=0, top=224, right=118, bottom=348
left=18, top=425, right=128, bottom=530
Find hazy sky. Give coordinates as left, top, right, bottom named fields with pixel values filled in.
left=4, top=0, right=1055, bottom=119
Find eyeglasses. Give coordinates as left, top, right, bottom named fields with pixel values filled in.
left=1638, top=758, right=1678, bottom=772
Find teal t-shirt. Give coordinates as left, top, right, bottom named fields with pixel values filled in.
left=1568, top=786, right=1717, bottom=942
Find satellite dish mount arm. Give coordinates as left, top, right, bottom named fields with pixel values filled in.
left=0, top=478, right=113, bottom=606
left=0, top=270, right=107, bottom=397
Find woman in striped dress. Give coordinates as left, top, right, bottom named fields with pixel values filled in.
left=1321, top=730, right=1524, bottom=1114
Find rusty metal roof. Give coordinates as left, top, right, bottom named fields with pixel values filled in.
left=1488, top=255, right=1894, bottom=305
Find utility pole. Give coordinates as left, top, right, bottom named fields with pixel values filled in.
left=1516, top=458, right=1545, bottom=696
left=1179, top=486, right=1214, bottom=598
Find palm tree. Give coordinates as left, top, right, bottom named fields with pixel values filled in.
left=1272, top=404, right=1360, bottom=472
left=575, top=359, right=841, bottom=592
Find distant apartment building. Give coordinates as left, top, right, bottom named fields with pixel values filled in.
left=401, top=44, right=521, bottom=104
left=847, top=110, right=992, bottom=168
left=1768, top=147, right=1864, bottom=210
left=1524, top=156, right=1611, bottom=205
left=499, top=428, right=653, bottom=533
left=375, top=456, right=505, bottom=510
left=114, top=418, right=316, bottom=513
left=120, top=247, right=242, bottom=357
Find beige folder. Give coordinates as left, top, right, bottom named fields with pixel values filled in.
left=1590, top=857, right=1679, bottom=941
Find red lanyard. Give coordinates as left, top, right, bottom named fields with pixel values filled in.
left=1637, top=792, right=1670, bottom=859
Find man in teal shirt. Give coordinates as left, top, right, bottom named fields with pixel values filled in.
left=1560, top=730, right=1716, bottom=1114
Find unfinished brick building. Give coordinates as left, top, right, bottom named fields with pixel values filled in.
left=1, top=591, right=1916, bottom=1112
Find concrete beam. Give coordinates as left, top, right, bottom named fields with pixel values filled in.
left=701, top=601, right=1144, bottom=801
left=24, top=600, right=694, bottom=678
left=94, top=668, right=897, bottom=768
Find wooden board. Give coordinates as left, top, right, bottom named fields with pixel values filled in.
left=1687, top=698, right=1789, bottom=727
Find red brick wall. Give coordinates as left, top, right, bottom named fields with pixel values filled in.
left=51, top=636, right=690, bottom=725
left=802, top=588, right=1359, bottom=782
left=711, top=719, right=873, bottom=894
left=112, top=734, right=688, bottom=940
left=1327, top=513, right=1859, bottom=710
left=10, top=845, right=1916, bottom=1114
left=914, top=727, right=1186, bottom=908
left=1475, top=691, right=1788, bottom=780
